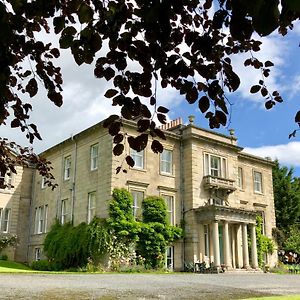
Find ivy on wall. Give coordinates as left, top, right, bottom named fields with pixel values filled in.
left=41, top=188, right=182, bottom=271
left=256, top=215, right=274, bottom=267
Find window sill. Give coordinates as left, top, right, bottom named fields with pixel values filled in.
left=90, top=168, right=98, bottom=172
left=254, top=191, right=263, bottom=195
left=160, top=172, right=175, bottom=178
left=131, top=167, right=147, bottom=173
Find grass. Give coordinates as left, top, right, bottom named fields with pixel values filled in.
left=0, top=259, right=34, bottom=273
left=245, top=296, right=300, bottom=300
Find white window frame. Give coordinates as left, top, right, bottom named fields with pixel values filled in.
left=238, top=167, right=243, bottom=189
left=61, top=199, right=68, bottom=224
left=0, top=208, right=2, bottom=231
left=90, top=144, right=99, bottom=171
left=130, top=149, right=144, bottom=169
left=38, top=206, right=44, bottom=234
left=253, top=171, right=263, bottom=193
left=204, top=224, right=210, bottom=257
left=41, top=177, right=46, bottom=189
left=34, top=248, right=41, bottom=261
left=163, top=194, right=175, bottom=225
left=204, top=153, right=226, bottom=178
left=88, top=192, right=96, bottom=223
left=160, top=149, right=173, bottom=175
left=0, top=172, right=13, bottom=190
left=34, top=208, right=38, bottom=234
left=165, top=246, right=174, bottom=270
left=64, top=156, right=71, bottom=180
left=131, top=190, right=144, bottom=219
left=2, top=208, right=10, bottom=233
left=44, top=205, right=48, bottom=233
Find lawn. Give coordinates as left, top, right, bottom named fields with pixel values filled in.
left=245, top=295, right=300, bottom=300
left=0, top=260, right=34, bottom=273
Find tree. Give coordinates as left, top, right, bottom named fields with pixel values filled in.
left=284, top=225, right=300, bottom=253
left=1, top=0, right=300, bottom=176
left=272, top=160, right=300, bottom=231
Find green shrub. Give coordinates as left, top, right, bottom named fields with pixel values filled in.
left=0, top=233, right=18, bottom=254
left=0, top=254, right=8, bottom=261
left=31, top=260, right=53, bottom=271
left=44, top=221, right=90, bottom=270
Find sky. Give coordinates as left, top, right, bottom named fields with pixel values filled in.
left=1, top=19, right=300, bottom=177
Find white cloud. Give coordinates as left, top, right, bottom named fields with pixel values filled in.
left=244, top=141, right=300, bottom=167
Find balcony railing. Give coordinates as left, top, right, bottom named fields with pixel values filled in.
left=203, top=175, right=236, bottom=193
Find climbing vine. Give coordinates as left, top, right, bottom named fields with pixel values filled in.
left=43, top=189, right=182, bottom=271
left=137, top=196, right=183, bottom=269
left=256, top=215, right=274, bottom=267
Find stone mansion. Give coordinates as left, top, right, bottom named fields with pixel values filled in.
left=0, top=117, right=277, bottom=270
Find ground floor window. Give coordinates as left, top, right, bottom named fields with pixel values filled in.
left=34, top=248, right=41, bottom=261
left=165, top=246, right=174, bottom=269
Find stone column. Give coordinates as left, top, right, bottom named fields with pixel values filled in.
left=231, top=225, right=236, bottom=269
left=250, top=223, right=258, bottom=269
left=212, top=221, right=220, bottom=267
left=199, top=224, right=205, bottom=262
left=242, top=223, right=250, bottom=269
left=236, top=224, right=243, bottom=268
left=223, top=221, right=231, bottom=269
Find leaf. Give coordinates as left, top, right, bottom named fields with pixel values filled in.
left=113, top=134, right=124, bottom=144
left=295, top=111, right=300, bottom=123
left=26, top=78, right=38, bottom=97
left=137, top=119, right=150, bottom=132
left=157, top=113, right=167, bottom=124
left=48, top=91, right=63, bottom=107
left=250, top=85, right=261, bottom=93
left=78, top=3, right=94, bottom=24
left=252, top=0, right=280, bottom=36
left=53, top=16, right=65, bottom=34
left=103, top=115, right=119, bottom=128
left=153, top=128, right=166, bottom=140
left=215, top=110, right=227, bottom=126
left=283, top=0, right=300, bottom=13
left=289, top=130, right=297, bottom=139
left=126, top=155, right=135, bottom=167
left=103, top=67, right=115, bottom=81
left=136, top=134, right=148, bottom=151
left=198, top=96, right=210, bottom=113
left=186, top=86, right=198, bottom=104
left=265, top=100, right=274, bottom=110
left=157, top=106, right=169, bottom=113
left=264, top=60, right=274, bottom=67
left=150, top=97, right=156, bottom=106
left=104, top=89, right=118, bottom=98
left=113, top=144, right=124, bottom=156
left=108, top=121, right=121, bottom=136
left=151, top=140, right=164, bottom=153
left=261, top=87, right=268, bottom=97
left=11, top=119, right=20, bottom=128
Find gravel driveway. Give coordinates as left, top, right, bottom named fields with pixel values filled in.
left=0, top=273, right=300, bottom=299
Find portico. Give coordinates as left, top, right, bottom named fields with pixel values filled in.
left=196, top=205, right=258, bottom=270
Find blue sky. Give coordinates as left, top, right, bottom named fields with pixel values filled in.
left=1, top=21, right=300, bottom=177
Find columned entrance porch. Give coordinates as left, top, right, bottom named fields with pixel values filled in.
left=196, top=205, right=258, bottom=270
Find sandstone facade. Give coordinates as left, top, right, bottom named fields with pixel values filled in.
left=0, top=118, right=277, bottom=269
